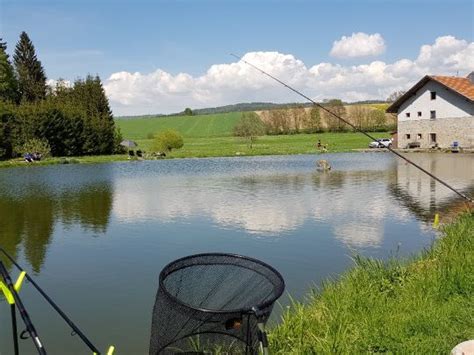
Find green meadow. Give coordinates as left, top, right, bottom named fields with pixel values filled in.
left=116, top=112, right=391, bottom=158
left=116, top=112, right=242, bottom=139
left=1, top=111, right=392, bottom=168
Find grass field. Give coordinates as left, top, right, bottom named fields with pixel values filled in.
left=133, top=132, right=389, bottom=158
left=0, top=131, right=391, bottom=169
left=116, top=112, right=242, bottom=139
left=270, top=212, right=474, bottom=353
left=2, top=110, right=393, bottom=168
left=116, top=111, right=390, bottom=158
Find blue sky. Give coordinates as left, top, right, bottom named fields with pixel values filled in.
left=1, top=0, right=473, bottom=115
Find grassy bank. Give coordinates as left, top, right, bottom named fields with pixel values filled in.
left=0, top=154, right=129, bottom=169
left=135, top=132, right=388, bottom=158
left=0, top=132, right=390, bottom=168
left=270, top=212, right=474, bottom=353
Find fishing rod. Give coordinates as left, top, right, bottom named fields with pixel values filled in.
left=0, top=247, right=103, bottom=354
left=230, top=53, right=474, bottom=204
left=0, top=260, right=47, bottom=354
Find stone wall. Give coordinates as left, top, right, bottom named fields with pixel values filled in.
left=398, top=116, right=474, bottom=149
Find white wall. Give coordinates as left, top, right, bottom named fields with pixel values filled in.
left=398, top=80, right=474, bottom=122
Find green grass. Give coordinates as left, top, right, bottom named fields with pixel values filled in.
left=133, top=132, right=389, bottom=158
left=0, top=131, right=390, bottom=169
left=0, top=154, right=129, bottom=169
left=270, top=212, right=474, bottom=353
left=116, top=112, right=242, bottom=139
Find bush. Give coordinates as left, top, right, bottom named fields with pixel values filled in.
left=14, top=138, right=51, bottom=158
left=152, top=129, right=184, bottom=152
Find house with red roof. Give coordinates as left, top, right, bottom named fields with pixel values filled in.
left=387, top=72, right=474, bottom=149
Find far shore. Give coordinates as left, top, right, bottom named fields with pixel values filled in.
left=1, top=148, right=471, bottom=170
left=1, top=132, right=472, bottom=170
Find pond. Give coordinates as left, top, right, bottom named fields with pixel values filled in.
left=0, top=152, right=473, bottom=354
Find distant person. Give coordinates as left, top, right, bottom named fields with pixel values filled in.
left=24, top=153, right=33, bottom=163
left=32, top=152, right=42, bottom=161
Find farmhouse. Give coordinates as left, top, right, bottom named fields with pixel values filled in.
left=387, top=72, right=474, bottom=149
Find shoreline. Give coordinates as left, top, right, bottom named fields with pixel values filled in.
left=269, top=212, right=474, bottom=353
left=1, top=147, right=473, bottom=170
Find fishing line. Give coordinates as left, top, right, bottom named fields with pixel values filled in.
left=230, top=53, right=473, bottom=204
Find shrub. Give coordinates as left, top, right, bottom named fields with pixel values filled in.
left=14, top=138, right=51, bottom=158
left=152, top=129, right=184, bottom=152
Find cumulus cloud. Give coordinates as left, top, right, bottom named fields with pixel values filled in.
left=330, top=32, right=386, bottom=58
left=100, top=35, right=473, bottom=116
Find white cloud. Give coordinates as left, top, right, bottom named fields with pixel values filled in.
left=47, top=78, right=72, bottom=89
left=330, top=32, right=386, bottom=58
left=100, top=35, right=473, bottom=116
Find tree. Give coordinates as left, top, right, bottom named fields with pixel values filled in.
left=13, top=32, right=47, bottom=102
left=322, top=99, right=347, bottom=132
left=306, top=106, right=322, bottom=133
left=0, top=39, right=19, bottom=103
left=290, top=107, right=306, bottom=133
left=152, top=129, right=184, bottom=152
left=233, top=112, right=265, bottom=148
left=184, top=107, right=193, bottom=116
left=349, top=105, right=370, bottom=130
left=0, top=103, right=18, bottom=159
left=387, top=91, right=406, bottom=103
left=368, top=109, right=387, bottom=131
left=71, top=75, right=116, bottom=155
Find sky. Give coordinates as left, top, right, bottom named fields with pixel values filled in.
left=1, top=0, right=473, bottom=116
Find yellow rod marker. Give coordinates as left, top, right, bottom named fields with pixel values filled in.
left=1, top=281, right=15, bottom=304
left=106, top=346, right=115, bottom=355
left=14, top=271, right=26, bottom=292
left=433, top=213, right=440, bottom=228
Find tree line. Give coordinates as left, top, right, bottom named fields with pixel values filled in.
left=258, top=99, right=395, bottom=135
left=0, top=32, right=122, bottom=160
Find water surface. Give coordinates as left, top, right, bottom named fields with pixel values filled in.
left=0, top=152, right=472, bottom=354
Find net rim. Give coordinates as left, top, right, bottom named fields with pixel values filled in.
left=158, top=252, right=285, bottom=314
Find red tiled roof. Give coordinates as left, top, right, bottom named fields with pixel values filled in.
left=431, top=75, right=474, bottom=101
left=386, top=73, right=474, bottom=113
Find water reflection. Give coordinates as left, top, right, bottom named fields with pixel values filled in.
left=389, top=153, right=474, bottom=222
left=113, top=162, right=411, bottom=248
left=0, top=174, right=113, bottom=272
left=1, top=153, right=473, bottom=274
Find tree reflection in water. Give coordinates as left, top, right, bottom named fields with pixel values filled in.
left=0, top=183, right=113, bottom=272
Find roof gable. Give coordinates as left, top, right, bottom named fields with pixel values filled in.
left=386, top=74, right=474, bottom=113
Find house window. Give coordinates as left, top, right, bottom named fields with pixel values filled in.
left=417, top=111, right=422, bottom=117
left=430, top=110, right=436, bottom=119
left=417, top=134, right=422, bottom=139
left=405, top=134, right=411, bottom=139
left=430, top=133, right=437, bottom=143
left=405, top=112, right=411, bottom=118
left=431, top=91, right=436, bottom=100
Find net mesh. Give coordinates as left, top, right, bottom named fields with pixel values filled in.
left=149, top=253, right=285, bottom=354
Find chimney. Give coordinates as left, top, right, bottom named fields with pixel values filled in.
left=468, top=71, right=474, bottom=84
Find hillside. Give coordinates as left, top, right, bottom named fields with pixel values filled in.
left=117, top=100, right=389, bottom=119
left=116, top=112, right=242, bottom=139
left=116, top=103, right=394, bottom=141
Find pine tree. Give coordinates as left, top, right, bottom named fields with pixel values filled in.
left=0, top=38, right=19, bottom=103
left=72, top=75, right=115, bottom=154
left=13, top=32, right=47, bottom=102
